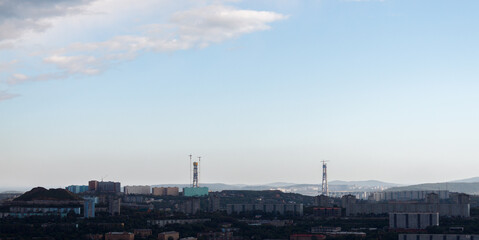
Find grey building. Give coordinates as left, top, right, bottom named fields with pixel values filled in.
left=369, top=191, right=449, bottom=202
left=389, top=213, right=439, bottom=229
left=226, top=204, right=303, bottom=216
left=181, top=198, right=201, bottom=215
left=399, top=235, right=479, bottom=240
left=345, top=202, right=469, bottom=217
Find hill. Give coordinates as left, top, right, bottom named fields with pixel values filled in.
left=13, top=187, right=82, bottom=201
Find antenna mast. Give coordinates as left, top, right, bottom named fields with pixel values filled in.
left=198, top=156, right=201, bottom=187
left=189, top=154, right=192, bottom=187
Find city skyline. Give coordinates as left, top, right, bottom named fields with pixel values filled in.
left=2, top=0, right=479, bottom=188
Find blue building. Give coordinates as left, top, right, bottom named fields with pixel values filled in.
left=84, top=197, right=96, bottom=218
left=66, top=185, right=89, bottom=194
left=183, top=187, right=209, bottom=197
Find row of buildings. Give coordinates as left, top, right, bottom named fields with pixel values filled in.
left=67, top=181, right=209, bottom=197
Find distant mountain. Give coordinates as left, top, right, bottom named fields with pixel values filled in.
left=153, top=180, right=400, bottom=196
left=264, top=182, right=298, bottom=187
left=452, top=177, right=479, bottom=183
left=386, top=182, right=479, bottom=195
left=329, top=180, right=401, bottom=187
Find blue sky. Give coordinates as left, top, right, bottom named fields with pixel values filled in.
left=1, top=0, right=479, bottom=189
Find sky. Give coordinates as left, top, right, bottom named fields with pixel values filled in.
left=1, top=0, right=479, bottom=190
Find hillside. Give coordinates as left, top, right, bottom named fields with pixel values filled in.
left=13, top=187, right=82, bottom=201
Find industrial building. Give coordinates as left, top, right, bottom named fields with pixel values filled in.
left=123, top=185, right=150, bottom=195
left=226, top=203, right=303, bottom=216
left=399, top=234, right=479, bottom=240
left=389, top=213, right=439, bottom=229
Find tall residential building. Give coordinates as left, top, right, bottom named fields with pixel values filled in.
left=89, top=180, right=99, bottom=191
left=109, top=196, right=121, bottom=216
left=124, top=186, right=150, bottom=195
left=152, top=187, right=179, bottom=196
left=89, top=180, right=121, bottom=193
left=181, top=198, right=201, bottom=215
left=84, top=197, right=96, bottom=218
left=389, top=213, right=439, bottom=229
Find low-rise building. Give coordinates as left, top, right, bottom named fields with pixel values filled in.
left=148, top=219, right=211, bottom=227
left=290, top=234, right=326, bottom=240
left=197, top=232, right=242, bottom=240
left=158, top=231, right=179, bottom=240
left=134, top=229, right=152, bottom=238
left=105, top=232, right=134, bottom=240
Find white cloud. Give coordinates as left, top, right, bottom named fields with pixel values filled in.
left=12, top=4, right=287, bottom=82
left=0, top=0, right=97, bottom=42
left=0, top=90, right=19, bottom=102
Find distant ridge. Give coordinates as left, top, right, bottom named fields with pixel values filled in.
left=153, top=180, right=402, bottom=196
left=452, top=177, right=479, bottom=183
left=386, top=182, right=479, bottom=195
left=329, top=180, right=401, bottom=187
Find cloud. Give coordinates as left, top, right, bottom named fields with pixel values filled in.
left=16, top=4, right=287, bottom=82
left=0, top=60, right=18, bottom=72
left=0, top=90, right=19, bottom=102
left=0, top=0, right=97, bottom=42
left=340, top=0, right=385, bottom=2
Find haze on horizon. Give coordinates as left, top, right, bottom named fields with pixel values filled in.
left=1, top=0, right=479, bottom=189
